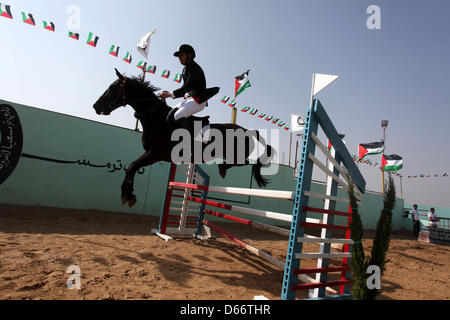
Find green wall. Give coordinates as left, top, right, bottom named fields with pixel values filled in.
left=0, top=99, right=407, bottom=230
left=0, top=99, right=168, bottom=215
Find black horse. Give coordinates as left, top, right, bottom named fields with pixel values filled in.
left=93, top=69, right=274, bottom=207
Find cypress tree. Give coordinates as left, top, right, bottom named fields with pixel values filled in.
left=348, top=175, right=396, bottom=300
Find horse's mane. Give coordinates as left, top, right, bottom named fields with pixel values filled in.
left=128, top=75, right=160, bottom=95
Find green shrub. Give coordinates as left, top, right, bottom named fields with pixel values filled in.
left=349, top=176, right=396, bottom=300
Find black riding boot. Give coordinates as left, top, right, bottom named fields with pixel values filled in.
left=166, top=108, right=179, bottom=133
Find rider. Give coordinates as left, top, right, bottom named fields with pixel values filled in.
left=159, top=44, right=218, bottom=135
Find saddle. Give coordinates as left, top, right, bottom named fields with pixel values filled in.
left=184, top=115, right=210, bottom=142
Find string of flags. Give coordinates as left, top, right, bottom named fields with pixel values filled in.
left=220, top=94, right=294, bottom=132
left=406, top=173, right=449, bottom=179
left=0, top=3, right=185, bottom=83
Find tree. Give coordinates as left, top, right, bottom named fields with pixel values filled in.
left=348, top=175, right=396, bottom=300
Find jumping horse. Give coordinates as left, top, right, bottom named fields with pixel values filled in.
left=93, top=69, right=274, bottom=207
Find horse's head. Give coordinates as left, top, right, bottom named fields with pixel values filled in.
left=93, top=68, right=129, bottom=116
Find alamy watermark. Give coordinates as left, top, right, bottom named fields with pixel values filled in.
left=66, top=5, right=81, bottom=30
left=170, top=124, right=281, bottom=176
left=366, top=265, right=381, bottom=290
left=367, top=5, right=381, bottom=30
left=66, top=265, right=81, bottom=290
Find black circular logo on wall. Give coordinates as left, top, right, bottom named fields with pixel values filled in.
left=0, top=104, right=23, bottom=184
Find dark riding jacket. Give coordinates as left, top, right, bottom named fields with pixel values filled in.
left=173, top=60, right=218, bottom=104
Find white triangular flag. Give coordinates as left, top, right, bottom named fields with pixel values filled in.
left=312, top=73, right=339, bottom=96
left=291, top=114, right=306, bottom=132
left=137, top=28, right=157, bottom=58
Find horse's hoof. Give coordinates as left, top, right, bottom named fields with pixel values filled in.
left=128, top=196, right=137, bottom=208
left=121, top=195, right=129, bottom=205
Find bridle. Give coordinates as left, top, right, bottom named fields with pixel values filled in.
left=106, top=76, right=166, bottom=118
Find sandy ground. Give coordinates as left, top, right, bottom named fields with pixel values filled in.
left=0, top=204, right=448, bottom=300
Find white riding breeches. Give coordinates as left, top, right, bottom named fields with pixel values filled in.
left=173, top=97, right=207, bottom=121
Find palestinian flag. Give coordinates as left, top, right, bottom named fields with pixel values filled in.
left=174, top=73, right=182, bottom=83
left=221, top=96, right=230, bottom=104
left=228, top=100, right=236, bottom=108
left=277, top=121, right=286, bottom=127
left=123, top=52, right=132, bottom=63
left=43, top=21, right=55, bottom=32
left=147, top=65, right=156, bottom=74
left=0, top=4, right=12, bottom=19
left=161, top=70, right=170, bottom=78
left=241, top=107, right=250, bottom=113
left=382, top=154, right=403, bottom=172
left=258, top=113, right=266, bottom=119
left=358, top=141, right=384, bottom=160
left=86, top=32, right=99, bottom=47
left=265, top=116, right=273, bottom=121
left=109, top=45, right=119, bottom=57
left=271, top=118, right=279, bottom=124
left=68, top=31, right=79, bottom=40
left=284, top=126, right=290, bottom=131
left=250, top=108, right=258, bottom=115
left=137, top=61, right=146, bottom=70
left=235, top=70, right=251, bottom=98
left=22, top=12, right=35, bottom=25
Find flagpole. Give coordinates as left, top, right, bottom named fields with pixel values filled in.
left=289, top=132, right=293, bottom=167
left=135, top=62, right=147, bottom=131
left=400, top=175, right=403, bottom=198
left=293, top=140, right=299, bottom=177
left=232, top=107, right=237, bottom=124
left=310, top=74, right=316, bottom=110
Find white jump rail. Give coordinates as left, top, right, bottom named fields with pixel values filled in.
left=311, top=132, right=363, bottom=199
left=298, top=235, right=354, bottom=245
left=304, top=191, right=350, bottom=204
left=295, top=252, right=352, bottom=259
left=169, top=182, right=294, bottom=200
left=308, top=153, right=362, bottom=202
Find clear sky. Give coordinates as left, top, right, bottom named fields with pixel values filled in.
left=1, top=0, right=449, bottom=207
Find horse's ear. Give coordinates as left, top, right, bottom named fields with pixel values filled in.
left=115, top=68, right=124, bottom=80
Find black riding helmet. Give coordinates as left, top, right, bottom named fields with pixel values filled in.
left=173, top=44, right=196, bottom=59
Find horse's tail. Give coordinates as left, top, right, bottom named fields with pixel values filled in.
left=252, top=130, right=276, bottom=188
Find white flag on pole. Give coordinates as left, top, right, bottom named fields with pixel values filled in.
left=291, top=114, right=306, bottom=132
left=137, top=28, right=157, bottom=59
left=312, top=73, right=339, bottom=96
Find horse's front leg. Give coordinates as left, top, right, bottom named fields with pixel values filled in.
left=121, top=150, right=158, bottom=208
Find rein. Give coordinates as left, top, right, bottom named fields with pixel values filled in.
left=111, top=76, right=166, bottom=118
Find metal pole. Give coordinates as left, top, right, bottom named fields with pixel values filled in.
left=381, top=126, right=386, bottom=194
left=231, top=107, right=237, bottom=124
left=310, top=74, right=316, bottom=110
left=135, top=62, right=147, bottom=131
left=289, top=132, right=293, bottom=167
left=293, top=140, right=299, bottom=177
left=400, top=176, right=403, bottom=198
